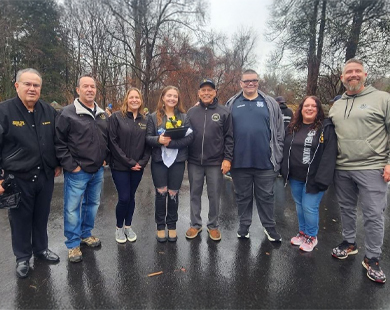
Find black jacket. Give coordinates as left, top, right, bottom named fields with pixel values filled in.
left=281, top=118, right=337, bottom=193
left=146, top=111, right=193, bottom=163
left=108, top=111, right=151, bottom=171
left=55, top=99, right=109, bottom=173
left=0, top=96, right=59, bottom=179
left=186, top=98, right=233, bottom=166
left=280, top=103, right=293, bottom=129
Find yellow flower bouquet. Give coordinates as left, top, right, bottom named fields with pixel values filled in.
left=165, top=116, right=182, bottom=129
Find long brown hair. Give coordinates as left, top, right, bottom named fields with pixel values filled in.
left=288, top=96, right=325, bottom=133
left=156, top=86, right=185, bottom=126
left=120, top=87, right=144, bottom=117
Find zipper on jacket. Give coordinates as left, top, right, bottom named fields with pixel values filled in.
left=304, top=127, right=324, bottom=188
left=285, top=131, right=294, bottom=188
left=201, top=107, right=207, bottom=165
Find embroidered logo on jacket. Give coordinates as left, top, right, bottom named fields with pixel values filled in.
left=212, top=113, right=220, bottom=121
left=42, top=121, right=51, bottom=125
left=100, top=114, right=106, bottom=119
left=12, top=121, right=25, bottom=127
left=138, top=123, right=146, bottom=130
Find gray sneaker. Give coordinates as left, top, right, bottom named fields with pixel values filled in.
left=115, top=227, right=126, bottom=243
left=124, top=226, right=137, bottom=242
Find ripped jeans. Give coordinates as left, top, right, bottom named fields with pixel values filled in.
left=151, top=161, right=185, bottom=230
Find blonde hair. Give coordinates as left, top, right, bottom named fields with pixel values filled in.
left=120, top=87, right=144, bottom=117
left=156, top=86, right=185, bottom=126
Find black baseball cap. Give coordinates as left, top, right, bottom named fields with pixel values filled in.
left=199, top=79, right=215, bottom=89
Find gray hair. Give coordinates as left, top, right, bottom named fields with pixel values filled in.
left=77, top=74, right=96, bottom=88
left=16, top=68, right=42, bottom=82
left=343, top=58, right=366, bottom=72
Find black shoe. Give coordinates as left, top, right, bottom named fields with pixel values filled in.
left=16, top=261, right=30, bottom=279
left=35, top=249, right=60, bottom=263
left=264, top=227, right=282, bottom=242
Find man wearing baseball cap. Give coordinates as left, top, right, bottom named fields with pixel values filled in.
left=185, top=79, right=233, bottom=241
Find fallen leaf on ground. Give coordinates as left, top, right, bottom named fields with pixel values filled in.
left=148, top=271, right=163, bottom=277
left=265, top=252, right=270, bottom=255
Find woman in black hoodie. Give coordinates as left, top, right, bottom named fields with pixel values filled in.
left=109, top=88, right=151, bottom=244
left=281, top=96, right=337, bottom=252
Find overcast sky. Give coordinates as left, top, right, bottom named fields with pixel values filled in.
left=208, top=0, right=275, bottom=74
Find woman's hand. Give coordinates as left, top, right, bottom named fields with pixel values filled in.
left=158, top=134, right=171, bottom=147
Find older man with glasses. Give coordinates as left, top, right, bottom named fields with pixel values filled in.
left=225, top=69, right=284, bottom=241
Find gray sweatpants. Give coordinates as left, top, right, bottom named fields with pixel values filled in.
left=188, top=163, right=222, bottom=229
left=334, top=169, right=387, bottom=258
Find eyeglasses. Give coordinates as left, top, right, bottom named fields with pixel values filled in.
left=21, top=82, right=41, bottom=89
left=241, top=79, right=259, bottom=85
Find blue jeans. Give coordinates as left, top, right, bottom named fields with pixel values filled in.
left=289, top=178, right=325, bottom=237
left=64, top=167, right=104, bottom=249
left=111, top=169, right=144, bottom=228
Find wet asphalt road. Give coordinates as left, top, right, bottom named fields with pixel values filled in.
left=0, top=165, right=390, bottom=309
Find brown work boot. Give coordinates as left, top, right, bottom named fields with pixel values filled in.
left=156, top=230, right=167, bottom=243
left=185, top=227, right=202, bottom=239
left=207, top=228, right=221, bottom=241
left=81, top=236, right=101, bottom=247
left=68, top=246, right=82, bottom=263
left=168, top=229, right=177, bottom=242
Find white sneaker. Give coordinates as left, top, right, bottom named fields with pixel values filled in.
left=124, top=226, right=137, bottom=242
left=115, top=227, right=126, bottom=243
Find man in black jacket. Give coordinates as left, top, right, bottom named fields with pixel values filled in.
left=55, top=75, right=109, bottom=263
left=185, top=79, right=233, bottom=241
left=0, top=68, right=61, bottom=278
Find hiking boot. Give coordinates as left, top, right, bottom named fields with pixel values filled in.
left=68, top=246, right=82, bottom=263
left=81, top=236, right=101, bottom=247
left=207, top=228, right=221, bottom=241
left=299, top=236, right=318, bottom=252
left=168, top=229, right=178, bottom=242
left=291, top=231, right=306, bottom=246
left=264, top=227, right=282, bottom=242
left=185, top=227, right=202, bottom=239
left=156, top=230, right=167, bottom=243
left=362, top=256, right=386, bottom=283
left=115, top=227, right=126, bottom=244
left=332, top=240, right=358, bottom=259
left=124, top=226, right=137, bottom=242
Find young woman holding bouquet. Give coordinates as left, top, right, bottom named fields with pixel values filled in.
left=108, top=88, right=151, bottom=243
left=146, top=86, right=193, bottom=242
left=281, top=96, right=337, bottom=252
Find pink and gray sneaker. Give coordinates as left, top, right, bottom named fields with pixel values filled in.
left=291, top=231, right=306, bottom=246
left=299, top=236, right=318, bottom=252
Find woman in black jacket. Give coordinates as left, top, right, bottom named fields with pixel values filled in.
left=109, top=88, right=151, bottom=244
left=281, top=96, right=337, bottom=252
left=146, top=86, right=193, bottom=242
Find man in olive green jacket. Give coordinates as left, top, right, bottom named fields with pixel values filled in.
left=329, top=58, right=390, bottom=284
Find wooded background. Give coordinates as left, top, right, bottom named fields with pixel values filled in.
left=0, top=0, right=389, bottom=111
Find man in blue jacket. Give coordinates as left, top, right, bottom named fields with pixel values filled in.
left=0, top=68, right=61, bottom=278
left=226, top=69, right=284, bottom=241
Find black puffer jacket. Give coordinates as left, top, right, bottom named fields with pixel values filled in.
left=186, top=98, right=233, bottom=166
left=281, top=118, right=337, bottom=193
left=108, top=111, right=151, bottom=171
left=146, top=111, right=193, bottom=163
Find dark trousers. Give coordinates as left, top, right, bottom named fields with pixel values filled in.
left=111, top=169, right=144, bottom=228
left=8, top=172, right=54, bottom=263
left=231, top=168, right=277, bottom=233
left=151, top=161, right=185, bottom=230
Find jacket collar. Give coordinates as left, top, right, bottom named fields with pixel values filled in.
left=73, top=98, right=105, bottom=118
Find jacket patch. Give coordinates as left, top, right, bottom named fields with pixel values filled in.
left=12, top=121, right=25, bottom=127
left=42, top=121, right=51, bottom=125
left=212, top=113, right=220, bottom=121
